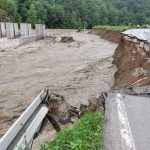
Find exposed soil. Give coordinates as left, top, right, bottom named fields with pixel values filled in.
left=113, top=35, right=150, bottom=89
left=0, top=29, right=117, bottom=146
left=90, top=29, right=122, bottom=43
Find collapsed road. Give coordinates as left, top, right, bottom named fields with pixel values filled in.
left=1, top=28, right=150, bottom=150
left=0, top=90, right=83, bottom=150
left=104, top=29, right=150, bottom=150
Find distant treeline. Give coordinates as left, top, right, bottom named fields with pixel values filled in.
left=0, top=0, right=150, bottom=28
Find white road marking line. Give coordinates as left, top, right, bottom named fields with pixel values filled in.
left=116, top=93, right=136, bottom=150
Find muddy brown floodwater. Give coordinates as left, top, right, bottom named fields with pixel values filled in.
left=0, top=29, right=117, bottom=147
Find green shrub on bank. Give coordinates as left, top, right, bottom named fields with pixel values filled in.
left=40, top=111, right=104, bottom=150
left=77, top=27, right=82, bottom=32
left=93, top=25, right=131, bottom=31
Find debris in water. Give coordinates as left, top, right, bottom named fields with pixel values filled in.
left=60, top=36, right=75, bottom=43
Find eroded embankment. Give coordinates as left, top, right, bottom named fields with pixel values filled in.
left=113, top=35, right=150, bottom=89
left=90, top=29, right=122, bottom=43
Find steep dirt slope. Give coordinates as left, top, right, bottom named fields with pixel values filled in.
left=90, top=29, right=122, bottom=43
left=113, top=35, right=150, bottom=89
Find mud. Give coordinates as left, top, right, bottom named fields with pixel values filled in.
left=90, top=29, right=122, bottom=43
left=0, top=29, right=117, bottom=140
left=113, top=35, right=150, bottom=89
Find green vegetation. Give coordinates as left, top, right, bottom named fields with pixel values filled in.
left=0, top=0, right=150, bottom=28
left=0, top=3, right=6, bottom=20
left=0, top=8, right=6, bottom=19
left=93, top=25, right=131, bottom=31
left=40, top=111, right=104, bottom=150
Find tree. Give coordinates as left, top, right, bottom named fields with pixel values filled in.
left=46, top=4, right=65, bottom=28
left=26, top=3, right=37, bottom=25
left=0, top=0, right=7, bottom=20
left=1, top=0, right=150, bottom=28
left=34, top=0, right=47, bottom=24
left=0, top=0, right=21, bottom=22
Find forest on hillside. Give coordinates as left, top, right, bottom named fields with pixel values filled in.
left=0, top=0, right=150, bottom=28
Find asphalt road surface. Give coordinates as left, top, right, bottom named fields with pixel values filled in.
left=123, top=29, right=150, bottom=43
left=105, top=87, right=150, bottom=150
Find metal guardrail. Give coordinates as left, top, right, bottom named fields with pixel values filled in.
left=0, top=90, right=50, bottom=150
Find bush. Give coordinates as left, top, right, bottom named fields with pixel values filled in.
left=40, top=111, right=104, bottom=150
left=93, top=25, right=131, bottom=31
left=77, top=27, right=82, bottom=32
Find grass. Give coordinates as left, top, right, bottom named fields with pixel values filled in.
left=93, top=25, right=131, bottom=31
left=40, top=111, right=104, bottom=150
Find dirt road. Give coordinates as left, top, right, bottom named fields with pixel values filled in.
left=0, top=29, right=117, bottom=136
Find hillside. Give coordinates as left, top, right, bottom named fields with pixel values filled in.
left=0, top=0, right=150, bottom=28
